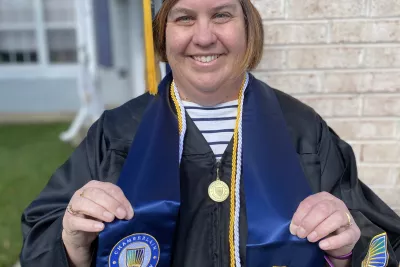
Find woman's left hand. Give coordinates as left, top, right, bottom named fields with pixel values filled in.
left=290, top=192, right=361, bottom=258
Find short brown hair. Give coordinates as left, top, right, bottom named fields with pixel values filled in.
left=153, top=0, right=264, bottom=72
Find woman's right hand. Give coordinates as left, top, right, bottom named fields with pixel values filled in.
left=62, top=180, right=134, bottom=267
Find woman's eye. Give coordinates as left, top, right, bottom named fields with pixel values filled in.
left=215, top=13, right=227, bottom=18
left=176, top=16, right=193, bottom=23
left=214, top=13, right=231, bottom=22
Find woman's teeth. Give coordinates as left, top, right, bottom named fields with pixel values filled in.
left=192, top=55, right=220, bottom=63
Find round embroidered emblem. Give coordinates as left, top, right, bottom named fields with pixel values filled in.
left=109, top=233, right=160, bottom=267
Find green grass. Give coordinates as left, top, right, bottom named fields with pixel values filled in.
left=0, top=123, right=74, bottom=267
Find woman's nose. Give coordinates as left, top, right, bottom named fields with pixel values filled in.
left=192, top=21, right=217, bottom=47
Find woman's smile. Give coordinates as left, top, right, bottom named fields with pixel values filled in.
left=189, top=54, right=224, bottom=68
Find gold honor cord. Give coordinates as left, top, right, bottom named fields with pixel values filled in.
left=229, top=77, right=245, bottom=267
left=170, top=83, right=184, bottom=134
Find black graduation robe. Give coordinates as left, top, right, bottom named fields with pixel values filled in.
left=20, top=79, right=400, bottom=267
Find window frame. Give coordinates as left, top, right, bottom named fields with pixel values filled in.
left=0, top=0, right=79, bottom=78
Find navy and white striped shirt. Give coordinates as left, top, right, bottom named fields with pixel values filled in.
left=183, top=100, right=238, bottom=161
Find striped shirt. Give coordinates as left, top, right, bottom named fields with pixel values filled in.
left=183, top=100, right=238, bottom=161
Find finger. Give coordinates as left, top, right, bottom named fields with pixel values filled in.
left=296, top=200, right=337, bottom=239
left=319, top=227, right=359, bottom=251
left=64, top=214, right=105, bottom=234
left=78, top=187, right=128, bottom=220
left=70, top=194, right=118, bottom=222
left=306, top=210, right=348, bottom=242
left=290, top=192, right=335, bottom=234
left=83, top=181, right=134, bottom=219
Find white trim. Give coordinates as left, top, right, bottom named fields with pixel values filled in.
left=58, top=0, right=104, bottom=143
left=34, top=0, right=48, bottom=66
left=0, top=65, right=78, bottom=79
left=45, top=22, right=76, bottom=30
left=82, top=0, right=97, bottom=77
left=0, top=24, right=36, bottom=31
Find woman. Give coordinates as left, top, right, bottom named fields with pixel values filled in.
left=20, top=0, right=400, bottom=266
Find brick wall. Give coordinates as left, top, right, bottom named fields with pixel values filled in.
left=251, top=0, right=400, bottom=214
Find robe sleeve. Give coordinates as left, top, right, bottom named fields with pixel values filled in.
left=317, top=115, right=400, bottom=266
left=19, top=114, right=108, bottom=267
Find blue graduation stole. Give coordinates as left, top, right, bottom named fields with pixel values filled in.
left=96, top=73, right=326, bottom=266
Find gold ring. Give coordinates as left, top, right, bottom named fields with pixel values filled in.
left=345, top=212, right=353, bottom=227
left=67, top=204, right=78, bottom=215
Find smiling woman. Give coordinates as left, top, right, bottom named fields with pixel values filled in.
left=154, top=0, right=263, bottom=106
left=19, top=0, right=400, bottom=267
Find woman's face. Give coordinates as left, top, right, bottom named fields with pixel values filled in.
left=165, top=0, right=247, bottom=94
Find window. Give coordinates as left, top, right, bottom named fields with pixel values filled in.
left=0, top=31, right=37, bottom=64
left=43, top=0, right=75, bottom=23
left=0, top=0, right=37, bottom=64
left=47, top=29, right=77, bottom=63
left=0, top=0, right=77, bottom=65
left=43, top=0, right=77, bottom=63
left=0, top=0, right=35, bottom=24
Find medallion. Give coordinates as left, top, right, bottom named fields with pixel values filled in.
left=208, top=180, right=230, bottom=202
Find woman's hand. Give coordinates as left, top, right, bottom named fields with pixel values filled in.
left=290, top=192, right=361, bottom=265
left=62, top=181, right=134, bottom=267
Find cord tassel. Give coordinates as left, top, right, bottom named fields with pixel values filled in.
left=143, top=0, right=158, bottom=95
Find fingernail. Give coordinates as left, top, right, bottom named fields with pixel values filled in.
left=129, top=205, right=135, bottom=219
left=95, top=223, right=104, bottom=230
left=289, top=222, right=298, bottom=235
left=319, top=240, right=330, bottom=250
left=125, top=208, right=134, bottom=220
left=308, top=231, right=318, bottom=242
left=297, top=227, right=306, bottom=238
left=116, top=207, right=126, bottom=219
left=103, top=211, right=114, bottom=220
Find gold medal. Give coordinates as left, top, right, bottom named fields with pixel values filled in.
left=208, top=180, right=229, bottom=202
